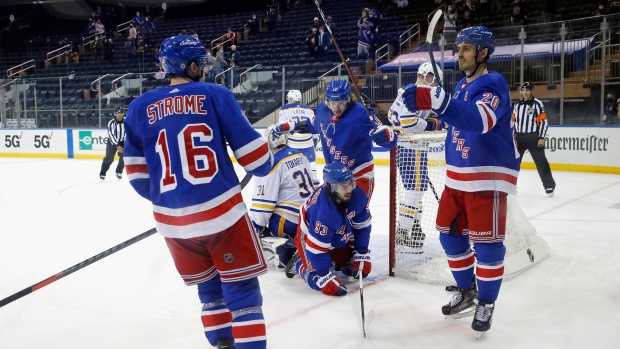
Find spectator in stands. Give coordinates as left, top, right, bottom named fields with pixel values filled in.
left=397, top=0, right=409, bottom=9
left=224, top=27, right=235, bottom=49
left=190, top=29, right=199, bottom=40
left=462, top=0, right=476, bottom=28
left=143, top=15, right=155, bottom=33
left=94, top=35, right=103, bottom=61
left=95, top=19, right=105, bottom=35
left=87, top=18, right=96, bottom=34
left=103, top=37, right=115, bottom=61
left=249, top=12, right=260, bottom=35
left=267, top=6, right=277, bottom=37
left=228, top=45, right=241, bottom=85
left=133, top=11, right=144, bottom=28
left=125, top=35, right=134, bottom=59
left=357, top=8, right=369, bottom=29
left=367, top=8, right=383, bottom=32
left=325, top=15, right=337, bottom=34
left=603, top=92, right=620, bottom=125
left=317, top=25, right=331, bottom=60
left=510, top=0, right=529, bottom=26
left=443, top=4, right=458, bottom=36
left=71, top=51, right=80, bottom=64
left=213, top=46, right=227, bottom=84
left=94, top=6, right=104, bottom=21
left=357, top=18, right=374, bottom=59
left=128, top=23, right=137, bottom=44
left=595, top=2, right=610, bottom=16
left=311, top=17, right=321, bottom=32
left=306, top=27, right=318, bottom=60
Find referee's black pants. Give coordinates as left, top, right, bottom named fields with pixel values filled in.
left=516, top=132, right=556, bottom=191
left=99, top=143, right=124, bottom=177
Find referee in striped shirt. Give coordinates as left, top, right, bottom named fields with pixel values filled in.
left=512, top=82, right=556, bottom=197
left=99, top=106, right=126, bottom=180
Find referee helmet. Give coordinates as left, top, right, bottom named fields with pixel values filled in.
left=521, top=82, right=533, bottom=91
left=114, top=106, right=123, bottom=114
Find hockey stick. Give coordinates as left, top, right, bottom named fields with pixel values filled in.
left=359, top=275, right=375, bottom=338
left=312, top=0, right=378, bottom=131
left=427, top=9, right=444, bottom=88
left=0, top=174, right=254, bottom=309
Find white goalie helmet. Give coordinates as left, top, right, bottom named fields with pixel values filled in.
left=417, top=62, right=443, bottom=85
left=287, top=90, right=302, bottom=103
left=264, top=125, right=288, bottom=149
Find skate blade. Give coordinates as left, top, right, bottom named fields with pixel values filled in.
left=475, top=330, right=487, bottom=339
left=444, top=307, right=475, bottom=320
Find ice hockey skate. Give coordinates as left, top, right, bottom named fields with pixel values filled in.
left=442, top=283, right=478, bottom=319
left=472, top=299, right=495, bottom=339
left=395, top=221, right=425, bottom=252
left=116, top=173, right=122, bottom=180
left=284, top=251, right=300, bottom=279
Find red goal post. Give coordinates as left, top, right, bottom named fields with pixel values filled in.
left=388, top=131, right=550, bottom=284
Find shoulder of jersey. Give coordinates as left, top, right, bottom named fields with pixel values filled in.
left=273, top=147, right=302, bottom=163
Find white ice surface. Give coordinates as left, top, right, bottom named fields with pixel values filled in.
left=0, top=158, right=619, bottom=349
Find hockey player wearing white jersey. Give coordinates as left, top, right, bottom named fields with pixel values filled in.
left=251, top=126, right=320, bottom=269
left=388, top=62, right=445, bottom=249
left=288, top=162, right=372, bottom=297
left=274, top=90, right=319, bottom=172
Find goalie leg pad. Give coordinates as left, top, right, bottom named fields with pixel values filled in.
left=473, top=242, right=506, bottom=303
left=198, top=279, right=233, bottom=346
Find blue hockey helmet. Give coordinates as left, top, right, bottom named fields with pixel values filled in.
left=323, top=162, right=353, bottom=186
left=325, top=80, right=351, bottom=101
left=455, top=26, right=495, bottom=57
left=158, top=35, right=208, bottom=76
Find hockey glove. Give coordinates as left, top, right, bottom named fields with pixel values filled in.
left=352, top=249, right=372, bottom=279
left=273, top=121, right=296, bottom=134
left=424, top=117, right=446, bottom=131
left=370, top=125, right=395, bottom=146
left=314, top=270, right=348, bottom=296
left=402, top=85, right=452, bottom=115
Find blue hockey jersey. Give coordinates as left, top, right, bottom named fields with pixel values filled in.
left=297, top=185, right=372, bottom=275
left=123, top=82, right=273, bottom=239
left=314, top=102, right=395, bottom=180
left=436, top=72, right=520, bottom=194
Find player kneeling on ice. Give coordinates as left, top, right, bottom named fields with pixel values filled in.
left=250, top=127, right=320, bottom=269
left=286, top=162, right=372, bottom=297
left=400, top=26, right=519, bottom=335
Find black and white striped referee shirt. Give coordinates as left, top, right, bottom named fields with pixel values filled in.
left=511, top=97, right=548, bottom=138
left=107, top=118, right=126, bottom=147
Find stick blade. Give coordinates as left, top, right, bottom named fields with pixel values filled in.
left=364, top=309, right=375, bottom=334
left=427, top=9, right=443, bottom=44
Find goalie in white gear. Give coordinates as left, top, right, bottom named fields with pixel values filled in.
left=388, top=61, right=445, bottom=248
left=250, top=126, right=320, bottom=269
left=275, top=90, right=319, bottom=173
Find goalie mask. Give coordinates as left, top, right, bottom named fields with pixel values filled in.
left=323, top=161, right=355, bottom=205
left=264, top=125, right=288, bottom=149
left=417, top=62, right=443, bottom=86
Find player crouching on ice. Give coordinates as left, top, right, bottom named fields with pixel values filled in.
left=250, top=127, right=320, bottom=270
left=285, top=162, right=372, bottom=296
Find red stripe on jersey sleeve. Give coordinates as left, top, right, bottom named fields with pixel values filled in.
left=154, top=193, right=244, bottom=226
left=237, top=142, right=269, bottom=168
left=305, top=236, right=329, bottom=253
left=479, top=103, right=496, bottom=131
left=353, top=163, right=374, bottom=178
left=125, top=163, right=148, bottom=175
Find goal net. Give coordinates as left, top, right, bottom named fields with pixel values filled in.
left=389, top=131, right=550, bottom=284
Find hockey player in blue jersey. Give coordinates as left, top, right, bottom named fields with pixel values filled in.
left=274, top=90, right=319, bottom=173
left=401, top=26, right=520, bottom=335
left=250, top=126, right=319, bottom=270
left=287, top=162, right=372, bottom=296
left=389, top=61, right=445, bottom=249
left=123, top=35, right=273, bottom=349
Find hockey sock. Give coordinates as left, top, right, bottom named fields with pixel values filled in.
left=198, top=280, right=233, bottom=346
left=440, top=233, right=475, bottom=288
left=474, top=242, right=506, bottom=303
left=223, top=279, right=267, bottom=349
